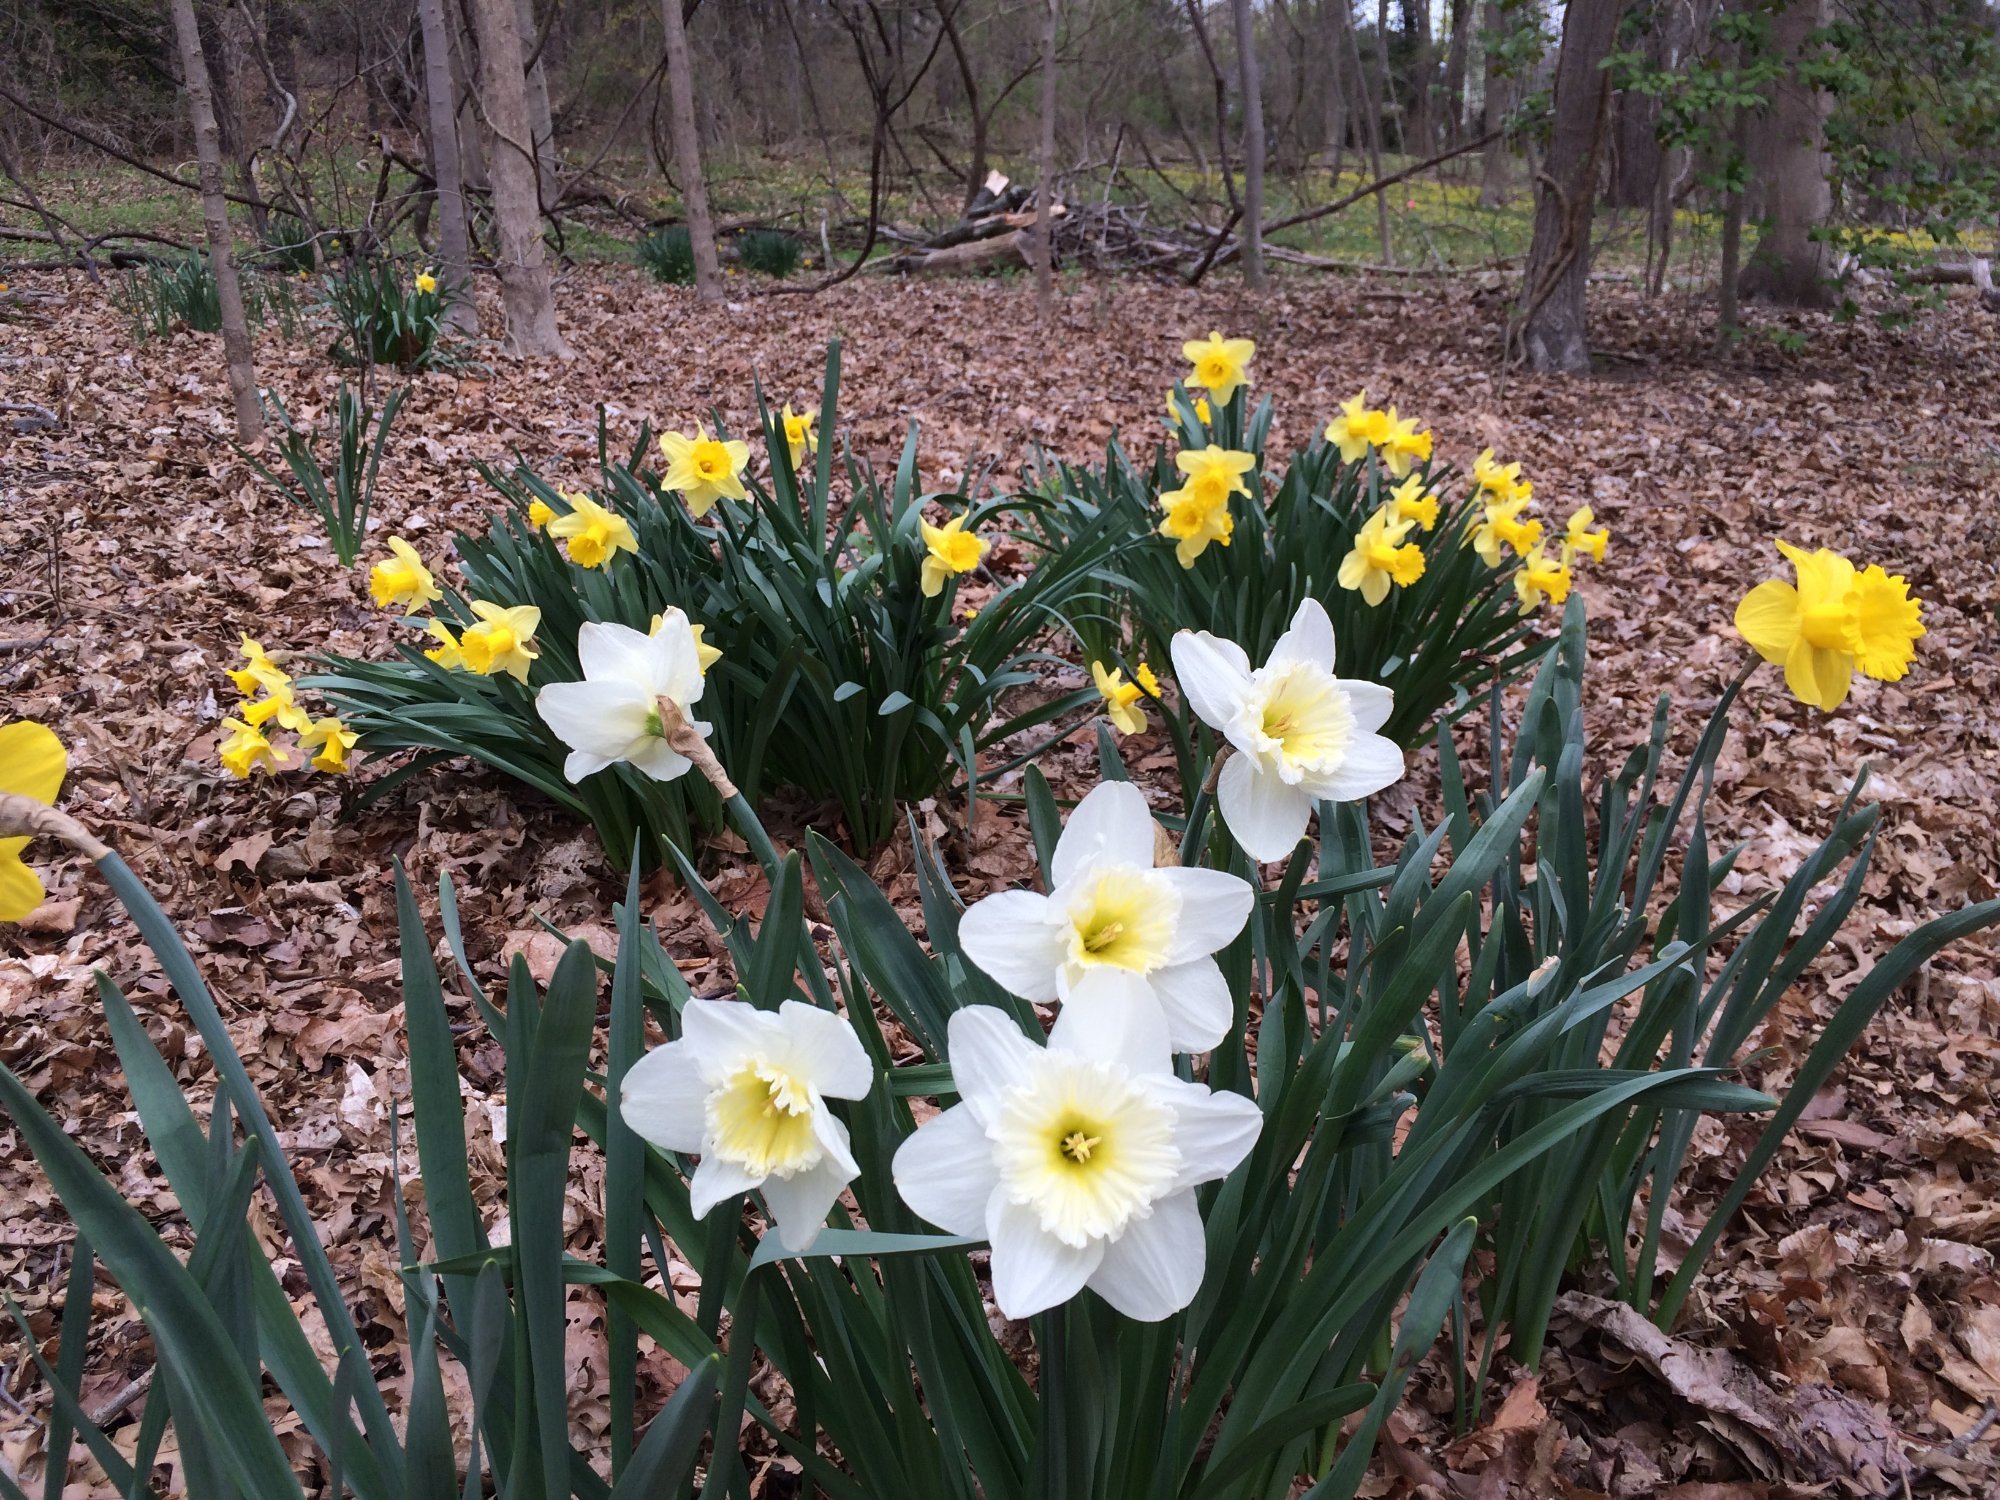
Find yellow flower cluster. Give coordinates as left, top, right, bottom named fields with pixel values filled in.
left=1734, top=541, right=1924, bottom=711
left=217, top=636, right=355, bottom=778
left=368, top=535, right=543, bottom=684
left=1325, top=392, right=1431, bottom=476
left=1461, top=449, right=1611, bottom=614
left=1159, top=447, right=1253, bottom=568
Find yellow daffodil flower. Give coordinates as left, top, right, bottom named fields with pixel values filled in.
left=1337, top=505, right=1426, bottom=606
left=219, top=717, right=288, bottom=779
left=546, top=491, right=638, bottom=569
left=1514, top=544, right=1573, bottom=614
left=782, top=404, right=816, bottom=469
left=227, top=634, right=290, bottom=696
left=1135, top=662, right=1161, bottom=697
left=1472, top=448, right=1532, bottom=506
left=1389, top=474, right=1439, bottom=532
left=459, top=601, right=542, bottom=682
left=528, top=498, right=556, bottom=530
left=651, top=610, right=723, bottom=674
left=369, top=536, right=444, bottom=614
left=423, top=621, right=465, bottom=669
left=1470, top=495, right=1540, bottom=568
left=300, top=716, right=358, bottom=773
left=415, top=270, right=438, bottom=295
left=920, top=515, right=988, bottom=597
left=1734, top=541, right=1924, bottom=711
left=1561, top=505, right=1609, bottom=566
left=1165, top=391, right=1213, bottom=427
left=1092, top=662, right=1148, bottom=736
left=242, top=680, right=312, bottom=735
left=659, top=426, right=752, bottom=517
left=1324, top=392, right=1395, bottom=463
left=1182, top=331, right=1255, bottom=406
left=0, top=721, right=67, bottom=921
left=1158, top=446, right=1253, bottom=568
left=1380, top=409, right=1432, bottom=478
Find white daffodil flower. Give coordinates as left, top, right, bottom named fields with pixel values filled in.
left=892, top=993, right=1262, bottom=1322
left=1170, top=598, right=1405, bottom=864
left=535, top=612, right=710, bottom=784
left=956, top=780, right=1254, bottom=1054
left=620, top=998, right=874, bottom=1252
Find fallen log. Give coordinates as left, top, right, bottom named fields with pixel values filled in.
left=876, top=229, right=1032, bottom=275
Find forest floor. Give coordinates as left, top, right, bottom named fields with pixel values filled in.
left=2, top=262, right=1999, bottom=1497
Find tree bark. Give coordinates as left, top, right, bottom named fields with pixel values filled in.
left=1034, top=0, right=1060, bottom=322
left=168, top=0, right=262, bottom=443
left=1320, top=0, right=1350, bottom=171
left=418, top=0, right=479, bottom=333
left=1739, top=0, right=1834, bottom=306
left=1402, top=0, right=1436, bottom=155
left=1441, top=0, right=1472, bottom=148
left=1511, top=0, right=1624, bottom=372
left=660, top=0, right=723, bottom=302
left=1478, top=0, right=1509, bottom=205
left=470, top=0, right=569, bottom=355
left=451, top=0, right=490, bottom=191
left=1231, top=0, right=1267, bottom=288
left=1351, top=0, right=1392, bottom=258
left=514, top=0, right=559, bottom=204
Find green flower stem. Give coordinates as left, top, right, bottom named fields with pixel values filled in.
left=701, top=1260, right=766, bottom=1500
left=1030, top=1302, right=1070, bottom=1500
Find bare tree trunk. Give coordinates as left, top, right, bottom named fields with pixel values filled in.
left=1349, top=0, right=1392, bottom=259
left=514, top=0, right=559, bottom=203
left=1441, top=0, right=1472, bottom=148
left=470, top=0, right=569, bottom=355
left=1232, top=0, right=1267, bottom=288
left=1320, top=0, right=1350, bottom=173
left=168, top=0, right=262, bottom=443
left=1478, top=0, right=1509, bottom=205
left=1739, top=0, right=1833, bottom=306
left=1035, top=0, right=1060, bottom=322
left=1403, top=0, right=1436, bottom=156
left=451, top=0, right=490, bottom=191
left=660, top=0, right=723, bottom=302
left=1510, top=0, right=1622, bottom=372
left=419, top=0, right=479, bottom=334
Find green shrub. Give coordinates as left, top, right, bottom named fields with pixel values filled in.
left=257, top=210, right=318, bottom=273
left=311, top=342, right=1121, bottom=860
left=111, top=254, right=300, bottom=343
left=637, top=225, right=696, bottom=284
left=5, top=598, right=1991, bottom=1499
left=319, top=256, right=460, bottom=372
left=738, top=228, right=803, bottom=278
left=238, top=382, right=405, bottom=568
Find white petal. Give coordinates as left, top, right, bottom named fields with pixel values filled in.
left=577, top=620, right=673, bottom=696
left=623, top=737, right=693, bottom=783
left=1339, top=679, right=1395, bottom=737
left=774, top=1001, right=875, bottom=1100
left=1309, top=732, right=1406, bottom=803
left=688, top=1155, right=763, bottom=1218
left=563, top=749, right=617, bottom=783
left=987, top=1197, right=1102, bottom=1320
left=1152, top=1078, right=1264, bottom=1187
left=1085, top=1189, right=1205, bottom=1322
left=1153, top=867, right=1254, bottom=964
left=1267, top=598, right=1335, bottom=672
left=1217, top=753, right=1316, bottom=863
left=643, top=612, right=706, bottom=706
left=618, top=1039, right=710, bottom=1153
left=1146, top=959, right=1235, bottom=1054
left=958, top=890, right=1065, bottom=1003
left=761, top=1153, right=856, bottom=1251
left=536, top=678, right=654, bottom=757
left=1051, top=781, right=1159, bottom=889
left=892, top=1104, right=1000, bottom=1236
left=680, top=998, right=779, bottom=1074
left=809, top=1105, right=863, bottom=1182
left=1170, top=630, right=1255, bottom=732
left=943, top=1006, right=1045, bottom=1114
left=1050, top=970, right=1172, bottom=1075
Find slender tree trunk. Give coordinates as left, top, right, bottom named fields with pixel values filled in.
left=1035, top=0, right=1060, bottom=322
left=168, top=0, right=262, bottom=443
left=470, top=0, right=569, bottom=355
left=660, top=0, right=723, bottom=302
left=1403, top=0, right=1436, bottom=156
left=1716, top=80, right=1750, bottom=345
left=1320, top=0, right=1350, bottom=172
left=1739, top=0, right=1833, bottom=305
left=419, top=0, right=479, bottom=334
left=1511, top=0, right=1623, bottom=372
left=451, top=0, right=490, bottom=191
left=514, top=0, right=559, bottom=204
left=1441, top=0, right=1472, bottom=149
left=1478, top=0, right=1509, bottom=205
left=1232, top=0, right=1267, bottom=288
left=1364, top=0, right=1394, bottom=258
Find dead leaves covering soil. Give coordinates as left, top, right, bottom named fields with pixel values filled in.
left=1, top=264, right=1997, bottom=1496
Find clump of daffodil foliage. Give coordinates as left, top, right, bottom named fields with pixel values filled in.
left=310, top=342, right=1121, bottom=861
left=6, top=571, right=1992, bottom=1500
left=1029, top=332, right=1608, bottom=750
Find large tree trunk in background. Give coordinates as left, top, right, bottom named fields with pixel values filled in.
left=514, top=0, right=559, bottom=204
left=168, top=0, right=263, bottom=443
left=1511, top=0, right=1623, bottom=372
left=1319, top=0, right=1350, bottom=173
left=1357, top=0, right=1392, bottom=258
left=1441, top=0, right=1472, bottom=148
left=1373, top=0, right=1405, bottom=155
left=1232, top=0, right=1267, bottom=289
left=419, top=0, right=479, bottom=334
left=451, top=1, right=490, bottom=191
left=660, top=0, right=723, bottom=302
left=1034, top=0, right=1059, bottom=322
left=1478, top=0, right=1509, bottom=204
left=1608, top=88, right=1661, bottom=206
left=1740, top=0, right=1834, bottom=305
left=1402, top=0, right=1436, bottom=155
left=470, top=0, right=569, bottom=355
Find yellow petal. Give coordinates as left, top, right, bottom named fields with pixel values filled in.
left=1733, top=581, right=1801, bottom=666
left=0, top=721, right=67, bottom=805
left=1783, top=639, right=1852, bottom=712
left=0, top=841, right=47, bottom=922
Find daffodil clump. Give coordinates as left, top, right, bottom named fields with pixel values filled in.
left=215, top=635, right=356, bottom=778
left=1734, top=539, right=1925, bottom=711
